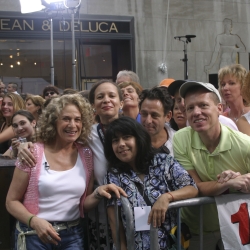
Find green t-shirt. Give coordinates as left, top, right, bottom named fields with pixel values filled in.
left=173, top=125, right=250, bottom=234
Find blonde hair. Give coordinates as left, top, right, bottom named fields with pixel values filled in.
left=37, top=94, right=93, bottom=145
left=0, top=93, right=26, bottom=124
left=218, top=64, right=247, bottom=89
left=241, top=71, right=250, bottom=104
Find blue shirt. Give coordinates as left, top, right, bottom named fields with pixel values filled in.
left=104, top=153, right=197, bottom=250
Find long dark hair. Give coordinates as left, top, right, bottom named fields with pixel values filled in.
left=104, top=116, right=155, bottom=174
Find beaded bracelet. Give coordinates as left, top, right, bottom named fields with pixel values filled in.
left=94, top=187, right=104, bottom=200
left=27, top=215, right=36, bottom=228
left=167, top=192, right=174, bottom=202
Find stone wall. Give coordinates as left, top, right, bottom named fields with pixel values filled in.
left=2, top=0, right=250, bottom=88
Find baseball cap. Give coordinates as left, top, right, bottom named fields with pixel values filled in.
left=179, top=81, right=222, bottom=102
left=159, top=78, right=175, bottom=88
left=167, top=80, right=186, bottom=96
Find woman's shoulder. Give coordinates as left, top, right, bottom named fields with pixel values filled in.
left=152, top=153, right=174, bottom=166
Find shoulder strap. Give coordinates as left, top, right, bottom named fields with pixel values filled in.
left=134, top=181, right=152, bottom=206
left=97, top=123, right=105, bottom=146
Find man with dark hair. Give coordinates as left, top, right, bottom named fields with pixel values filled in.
left=173, top=81, right=250, bottom=250
left=7, top=82, right=19, bottom=95
left=139, top=86, right=175, bottom=156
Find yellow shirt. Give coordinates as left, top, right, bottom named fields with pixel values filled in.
left=173, top=125, right=250, bottom=234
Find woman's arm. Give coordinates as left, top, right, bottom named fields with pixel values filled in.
left=148, top=186, right=198, bottom=228
left=236, top=116, right=250, bottom=136
left=6, top=167, right=61, bottom=245
left=83, top=174, right=127, bottom=211
left=0, top=126, right=15, bottom=143
left=107, top=206, right=127, bottom=250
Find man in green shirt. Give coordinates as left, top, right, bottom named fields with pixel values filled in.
left=173, top=81, right=250, bottom=250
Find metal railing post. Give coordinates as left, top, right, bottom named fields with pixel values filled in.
left=177, top=208, right=181, bottom=250
left=200, top=205, right=203, bottom=250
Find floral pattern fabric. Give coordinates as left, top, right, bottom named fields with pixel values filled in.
left=104, top=153, right=197, bottom=250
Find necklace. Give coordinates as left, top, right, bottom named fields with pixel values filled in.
left=229, top=108, right=245, bottom=122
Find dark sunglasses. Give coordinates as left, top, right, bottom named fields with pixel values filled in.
left=45, top=91, right=55, bottom=96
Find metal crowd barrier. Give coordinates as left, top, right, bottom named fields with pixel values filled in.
left=86, top=196, right=216, bottom=250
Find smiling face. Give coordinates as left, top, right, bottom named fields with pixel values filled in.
left=112, top=134, right=137, bottom=168
left=120, top=85, right=139, bottom=110
left=12, top=114, right=36, bottom=140
left=93, top=82, right=123, bottom=124
left=56, top=104, right=82, bottom=144
left=220, top=74, right=242, bottom=104
left=173, top=101, right=186, bottom=129
left=1, top=97, right=14, bottom=118
left=185, top=89, right=222, bottom=134
left=140, top=98, right=171, bottom=137
left=26, top=99, right=40, bottom=116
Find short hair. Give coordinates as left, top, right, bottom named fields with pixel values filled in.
left=8, top=82, right=18, bottom=91
left=11, top=110, right=35, bottom=124
left=118, top=81, right=143, bottom=96
left=26, top=94, right=45, bottom=115
left=218, top=64, right=247, bottom=89
left=89, top=79, right=122, bottom=104
left=62, top=88, right=78, bottom=95
left=139, top=87, right=173, bottom=115
left=184, top=86, right=220, bottom=104
left=42, top=85, right=59, bottom=98
left=104, top=116, right=154, bottom=174
left=37, top=94, right=93, bottom=145
left=117, top=70, right=140, bottom=84
left=241, top=71, right=250, bottom=104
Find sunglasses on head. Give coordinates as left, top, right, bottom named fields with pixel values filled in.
left=45, top=91, right=55, bottom=96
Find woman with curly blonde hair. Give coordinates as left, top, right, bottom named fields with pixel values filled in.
left=6, top=94, right=126, bottom=249
left=25, top=95, right=45, bottom=121
left=0, top=93, right=25, bottom=153
left=218, top=64, right=250, bottom=123
left=236, top=71, right=250, bottom=135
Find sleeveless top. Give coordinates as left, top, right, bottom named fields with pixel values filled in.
left=242, top=112, right=250, bottom=124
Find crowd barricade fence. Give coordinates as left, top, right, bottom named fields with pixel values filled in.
left=85, top=196, right=216, bottom=250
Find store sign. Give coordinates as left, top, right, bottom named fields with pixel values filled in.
left=0, top=18, right=130, bottom=33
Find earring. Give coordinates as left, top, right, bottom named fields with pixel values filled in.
left=119, top=108, right=123, bottom=114
left=93, top=108, right=96, bottom=113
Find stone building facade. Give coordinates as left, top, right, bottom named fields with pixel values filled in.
left=1, top=0, right=250, bottom=89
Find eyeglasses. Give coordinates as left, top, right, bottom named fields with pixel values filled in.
left=45, top=91, right=55, bottom=96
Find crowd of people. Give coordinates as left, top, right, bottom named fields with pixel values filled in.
left=1, top=63, right=250, bottom=250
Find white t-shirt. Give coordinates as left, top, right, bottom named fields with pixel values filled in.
left=37, top=153, right=86, bottom=221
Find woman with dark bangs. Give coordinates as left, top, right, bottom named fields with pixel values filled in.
left=104, top=116, right=198, bottom=250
